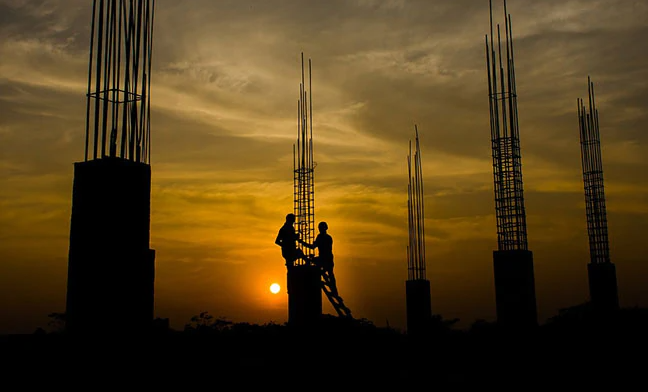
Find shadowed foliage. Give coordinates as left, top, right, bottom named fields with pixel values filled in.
left=2, top=306, right=647, bottom=388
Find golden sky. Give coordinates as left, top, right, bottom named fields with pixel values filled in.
left=1, top=0, right=647, bottom=334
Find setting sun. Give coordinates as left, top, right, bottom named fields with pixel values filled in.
left=270, top=283, right=280, bottom=294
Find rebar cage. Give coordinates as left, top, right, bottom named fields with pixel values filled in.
left=485, top=0, right=529, bottom=251
left=84, top=0, right=155, bottom=164
left=578, top=78, right=611, bottom=265
left=293, top=53, right=316, bottom=265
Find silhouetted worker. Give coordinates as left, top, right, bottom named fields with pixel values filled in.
left=299, top=221, right=338, bottom=295
left=275, top=213, right=303, bottom=267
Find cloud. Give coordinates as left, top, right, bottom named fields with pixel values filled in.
left=1, top=0, right=648, bottom=333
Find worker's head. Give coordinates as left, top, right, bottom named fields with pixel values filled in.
left=318, top=221, right=328, bottom=232
left=286, top=213, right=295, bottom=223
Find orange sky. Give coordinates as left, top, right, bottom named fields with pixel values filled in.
left=1, top=0, right=647, bottom=334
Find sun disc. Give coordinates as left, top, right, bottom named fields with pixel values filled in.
left=270, top=283, right=280, bottom=294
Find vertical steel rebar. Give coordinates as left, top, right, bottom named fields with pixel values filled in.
left=485, top=0, right=528, bottom=252
left=407, top=127, right=427, bottom=281
left=578, top=78, right=610, bottom=265
left=85, top=0, right=155, bottom=164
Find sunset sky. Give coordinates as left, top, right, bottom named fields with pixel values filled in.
left=1, top=0, right=647, bottom=334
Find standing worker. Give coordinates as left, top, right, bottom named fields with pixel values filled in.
left=299, top=221, right=337, bottom=295
left=275, top=213, right=303, bottom=267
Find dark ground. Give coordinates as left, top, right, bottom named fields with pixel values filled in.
left=2, top=307, right=647, bottom=389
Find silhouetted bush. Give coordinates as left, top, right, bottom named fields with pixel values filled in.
left=46, top=312, right=66, bottom=334
left=183, top=311, right=233, bottom=333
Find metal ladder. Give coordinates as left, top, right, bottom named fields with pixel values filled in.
left=321, top=269, right=352, bottom=318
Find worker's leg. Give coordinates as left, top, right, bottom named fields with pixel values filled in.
left=324, top=263, right=338, bottom=296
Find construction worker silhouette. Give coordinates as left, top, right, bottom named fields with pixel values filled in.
left=275, top=213, right=303, bottom=267
left=299, top=221, right=337, bottom=295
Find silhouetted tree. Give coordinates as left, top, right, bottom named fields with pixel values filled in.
left=545, top=302, right=592, bottom=325
left=47, top=312, right=66, bottom=334
left=356, top=317, right=375, bottom=327
left=227, top=321, right=287, bottom=335
left=184, top=311, right=232, bottom=333
left=431, top=314, right=460, bottom=331
left=33, top=327, right=46, bottom=335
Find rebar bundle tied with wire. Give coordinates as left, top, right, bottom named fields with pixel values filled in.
left=485, top=0, right=528, bottom=251
left=407, top=126, right=426, bottom=281
left=84, top=0, right=155, bottom=164
left=293, top=53, right=316, bottom=264
left=578, top=78, right=611, bottom=265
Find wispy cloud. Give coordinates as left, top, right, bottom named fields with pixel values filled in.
left=1, top=0, right=647, bottom=333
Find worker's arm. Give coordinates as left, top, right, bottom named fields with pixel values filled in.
left=299, top=237, right=316, bottom=249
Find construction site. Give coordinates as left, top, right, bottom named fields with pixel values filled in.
left=4, top=0, right=648, bottom=389
left=57, top=0, right=628, bottom=337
